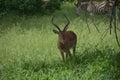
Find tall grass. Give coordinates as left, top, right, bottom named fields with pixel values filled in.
left=0, top=3, right=120, bottom=80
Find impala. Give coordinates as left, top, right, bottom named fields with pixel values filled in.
left=51, top=15, right=77, bottom=62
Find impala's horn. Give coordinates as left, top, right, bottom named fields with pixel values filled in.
left=51, top=16, right=61, bottom=31
left=63, top=14, right=70, bottom=31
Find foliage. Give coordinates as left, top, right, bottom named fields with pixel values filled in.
left=0, top=0, right=61, bottom=14
left=61, top=0, right=76, bottom=2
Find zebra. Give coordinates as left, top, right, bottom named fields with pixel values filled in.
left=75, top=0, right=114, bottom=16
left=74, top=0, right=114, bottom=33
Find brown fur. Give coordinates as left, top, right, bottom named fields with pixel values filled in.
left=52, top=15, right=77, bottom=62
left=53, top=30, right=77, bottom=62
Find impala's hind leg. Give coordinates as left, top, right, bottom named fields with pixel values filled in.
left=66, top=53, right=69, bottom=60
left=68, top=50, right=72, bottom=58
left=65, top=50, right=72, bottom=59
left=60, top=51, right=65, bottom=62
left=73, top=44, right=76, bottom=56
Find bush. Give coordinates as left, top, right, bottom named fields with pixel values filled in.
left=0, top=0, right=62, bottom=14
left=61, top=0, right=76, bottom=2
left=0, top=0, right=4, bottom=11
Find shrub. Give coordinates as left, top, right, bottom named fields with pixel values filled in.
left=0, top=0, right=62, bottom=14
left=61, top=0, right=76, bottom=2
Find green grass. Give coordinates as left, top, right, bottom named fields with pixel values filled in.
left=0, top=3, right=120, bottom=80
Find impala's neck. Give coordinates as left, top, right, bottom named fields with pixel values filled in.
left=58, top=32, right=65, bottom=44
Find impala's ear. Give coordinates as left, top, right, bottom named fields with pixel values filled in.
left=53, top=29, right=59, bottom=34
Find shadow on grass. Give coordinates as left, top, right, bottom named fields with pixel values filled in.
left=109, top=52, right=120, bottom=79
left=74, top=47, right=120, bottom=79
left=17, top=46, right=120, bottom=79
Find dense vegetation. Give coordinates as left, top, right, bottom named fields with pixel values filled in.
left=0, top=0, right=62, bottom=14
left=0, top=0, right=117, bottom=15
left=0, top=2, right=120, bottom=80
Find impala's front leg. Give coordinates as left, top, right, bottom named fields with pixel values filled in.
left=60, top=50, right=65, bottom=62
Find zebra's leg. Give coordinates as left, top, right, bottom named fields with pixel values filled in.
left=101, top=27, right=109, bottom=40
left=91, top=15, right=100, bottom=33
left=117, top=27, right=120, bottom=32
left=109, top=11, right=120, bottom=33
left=109, top=11, right=113, bottom=34
left=85, top=12, right=91, bottom=33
